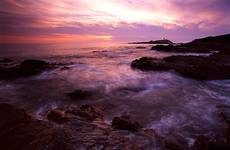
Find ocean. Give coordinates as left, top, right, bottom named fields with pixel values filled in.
left=0, top=43, right=230, bottom=145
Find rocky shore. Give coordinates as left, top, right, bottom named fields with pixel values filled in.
left=131, top=52, right=230, bottom=80
left=151, top=34, right=230, bottom=53
left=0, top=103, right=229, bottom=150
left=132, top=34, right=230, bottom=80
left=129, top=39, right=174, bottom=45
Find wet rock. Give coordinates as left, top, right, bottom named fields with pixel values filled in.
left=0, top=58, right=13, bottom=63
left=112, top=116, right=142, bottom=132
left=113, top=86, right=146, bottom=96
left=66, top=104, right=103, bottom=121
left=67, top=90, right=94, bottom=99
left=164, top=133, right=189, bottom=150
left=0, top=103, right=163, bottom=149
left=218, top=105, right=230, bottom=125
left=0, top=103, right=72, bottom=150
left=131, top=54, right=230, bottom=80
left=136, top=46, right=146, bottom=49
left=0, top=59, right=52, bottom=80
left=20, top=59, right=51, bottom=76
left=0, top=103, right=31, bottom=129
left=131, top=57, right=170, bottom=71
left=152, top=44, right=192, bottom=52
left=47, top=109, right=69, bottom=124
left=192, top=135, right=230, bottom=150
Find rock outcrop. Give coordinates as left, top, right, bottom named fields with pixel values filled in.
left=1, top=103, right=230, bottom=149
left=112, top=116, right=142, bottom=132
left=131, top=52, right=230, bottom=80
left=0, top=59, right=52, bottom=80
left=67, top=90, right=94, bottom=99
left=130, top=39, right=174, bottom=45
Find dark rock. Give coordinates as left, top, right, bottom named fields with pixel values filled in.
left=0, top=58, right=13, bottom=63
left=0, top=104, right=162, bottom=149
left=131, top=54, right=230, bottom=80
left=192, top=136, right=230, bottom=150
left=112, top=116, right=142, bottom=132
left=0, top=103, right=72, bottom=150
left=67, top=90, right=94, bottom=99
left=0, top=59, right=52, bottom=80
left=47, top=109, right=69, bottom=124
left=136, top=46, right=146, bottom=49
left=164, top=133, right=189, bottom=150
left=218, top=105, right=230, bottom=125
left=130, top=39, right=174, bottom=45
left=131, top=57, right=170, bottom=71
left=20, top=59, right=50, bottom=76
left=0, top=103, right=31, bottom=129
left=66, top=104, right=103, bottom=121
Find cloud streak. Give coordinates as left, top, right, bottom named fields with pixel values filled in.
left=0, top=0, right=230, bottom=43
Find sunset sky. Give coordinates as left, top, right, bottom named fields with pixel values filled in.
left=1, top=0, right=230, bottom=44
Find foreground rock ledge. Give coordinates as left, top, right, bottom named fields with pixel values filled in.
left=0, top=103, right=230, bottom=150
left=0, top=103, right=153, bottom=149
left=131, top=52, right=230, bottom=80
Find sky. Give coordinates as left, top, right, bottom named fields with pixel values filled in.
left=0, top=0, right=230, bottom=44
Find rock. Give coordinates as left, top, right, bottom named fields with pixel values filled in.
left=192, top=135, right=230, bottom=150
left=66, top=104, right=103, bottom=121
left=131, top=57, right=170, bottom=71
left=0, top=103, right=162, bottom=149
left=0, top=103, right=31, bottom=129
left=130, top=39, right=174, bottom=45
left=131, top=54, right=230, bottom=80
left=151, top=44, right=203, bottom=52
left=47, top=109, right=69, bottom=124
left=0, top=103, right=72, bottom=150
left=0, top=58, right=13, bottom=63
left=218, top=105, right=230, bottom=125
left=0, top=59, right=52, bottom=80
left=112, top=116, right=142, bottom=132
left=164, top=133, right=189, bottom=150
left=67, top=90, right=94, bottom=99
left=136, top=46, right=146, bottom=49
left=20, top=59, right=50, bottom=76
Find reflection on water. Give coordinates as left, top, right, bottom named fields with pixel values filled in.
left=0, top=44, right=230, bottom=143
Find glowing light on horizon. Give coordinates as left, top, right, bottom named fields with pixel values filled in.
left=0, top=34, right=113, bottom=44
left=1, top=0, right=229, bottom=43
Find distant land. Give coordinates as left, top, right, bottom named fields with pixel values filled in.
left=128, top=39, right=174, bottom=45
left=151, top=34, right=230, bottom=53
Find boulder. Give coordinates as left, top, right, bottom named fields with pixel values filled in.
left=0, top=103, right=31, bottom=129
left=136, top=46, right=146, bottom=49
left=47, top=109, right=69, bottom=124
left=192, top=135, right=230, bottom=150
left=20, top=59, right=50, bottom=75
left=131, top=57, right=170, bottom=71
left=0, top=59, right=52, bottom=80
left=131, top=54, right=230, bottom=80
left=164, top=133, right=189, bottom=150
left=67, top=90, right=94, bottom=99
left=112, top=116, right=142, bottom=132
left=66, top=104, right=103, bottom=121
left=0, top=58, right=13, bottom=63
